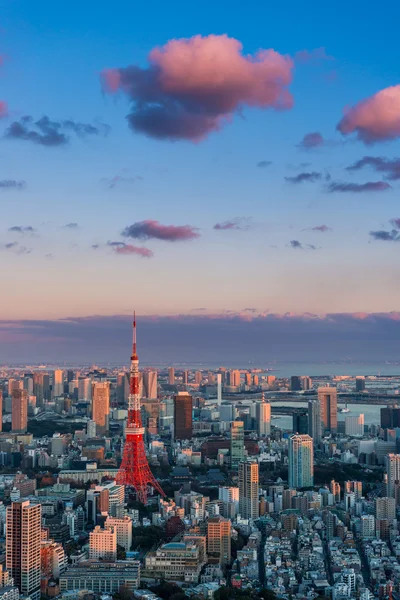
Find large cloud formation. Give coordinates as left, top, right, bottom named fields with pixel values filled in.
left=122, top=220, right=200, bottom=242
left=337, top=85, right=400, bottom=144
left=347, top=156, right=400, bottom=180
left=102, top=34, right=294, bottom=141
left=4, top=311, right=400, bottom=363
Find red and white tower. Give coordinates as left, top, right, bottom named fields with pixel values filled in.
left=116, top=314, right=165, bottom=503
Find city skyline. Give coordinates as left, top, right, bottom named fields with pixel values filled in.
left=1, top=1, right=400, bottom=362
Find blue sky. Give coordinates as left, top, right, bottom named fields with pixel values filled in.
left=1, top=0, right=400, bottom=360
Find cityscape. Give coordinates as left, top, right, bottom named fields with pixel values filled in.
left=3, top=2, right=400, bottom=600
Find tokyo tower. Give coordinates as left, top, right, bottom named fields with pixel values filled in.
left=116, top=314, right=165, bottom=503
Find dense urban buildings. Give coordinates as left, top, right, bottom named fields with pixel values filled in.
left=288, top=434, right=314, bottom=488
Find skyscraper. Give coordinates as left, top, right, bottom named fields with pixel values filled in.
left=230, top=420, right=244, bottom=468
left=238, top=460, right=259, bottom=520
left=355, top=377, right=366, bottom=392
left=318, top=386, right=338, bottom=433
left=78, top=377, right=92, bottom=401
left=33, top=373, right=45, bottom=407
left=182, top=370, right=188, bottom=385
left=288, top=434, right=314, bottom=489
left=345, top=414, right=364, bottom=436
left=174, top=392, right=193, bottom=440
left=385, top=454, right=400, bottom=498
left=292, top=411, right=308, bottom=434
left=11, top=389, right=28, bottom=433
left=195, top=371, right=202, bottom=385
left=0, top=389, right=3, bottom=433
left=168, top=367, right=175, bottom=385
left=6, top=500, right=41, bottom=600
left=308, top=399, right=321, bottom=445
left=381, top=406, right=400, bottom=429
left=207, top=516, right=231, bottom=564
left=92, top=382, right=110, bottom=434
left=53, top=369, right=63, bottom=398
left=143, top=371, right=158, bottom=399
left=256, top=396, right=271, bottom=437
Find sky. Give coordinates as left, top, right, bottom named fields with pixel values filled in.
left=2, top=0, right=400, bottom=362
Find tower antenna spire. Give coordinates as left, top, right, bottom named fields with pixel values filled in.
left=132, top=311, right=137, bottom=359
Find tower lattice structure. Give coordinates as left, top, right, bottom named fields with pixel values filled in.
left=116, top=314, right=165, bottom=503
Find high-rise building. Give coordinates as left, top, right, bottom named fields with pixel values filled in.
left=345, top=414, right=364, bottom=436
left=6, top=500, right=41, bottom=600
left=217, top=374, right=222, bottom=406
left=318, top=386, right=337, bottom=433
left=355, top=377, right=366, bottom=392
left=375, top=497, right=396, bottom=520
left=195, top=371, right=202, bottom=385
left=308, top=399, right=321, bottom=445
left=290, top=376, right=302, bottom=391
left=0, top=390, right=2, bottom=433
left=117, top=372, right=130, bottom=404
left=143, top=371, right=158, bottom=399
left=385, top=454, right=400, bottom=498
left=33, top=373, right=45, bottom=407
left=174, top=393, right=193, bottom=440
left=256, top=396, right=271, bottom=437
left=182, top=370, right=189, bottom=385
left=229, top=370, right=241, bottom=387
left=381, top=406, right=400, bottom=429
left=344, top=480, right=362, bottom=499
left=168, top=367, right=175, bottom=385
left=11, top=389, right=28, bottom=433
left=288, top=434, right=314, bottom=488
left=92, top=382, right=110, bottom=434
left=238, top=460, right=259, bottom=520
left=89, top=526, right=117, bottom=561
left=207, top=516, right=231, bottom=564
left=105, top=516, right=133, bottom=552
left=230, top=420, right=244, bottom=469
left=292, top=411, right=308, bottom=435
left=78, top=377, right=92, bottom=401
left=53, top=369, right=63, bottom=398
left=8, top=379, right=22, bottom=396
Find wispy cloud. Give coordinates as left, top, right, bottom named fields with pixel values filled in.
left=347, top=156, right=400, bottom=181
left=114, top=244, right=153, bottom=258
left=122, top=220, right=200, bottom=242
left=370, top=218, right=400, bottom=241
left=0, top=180, right=26, bottom=190
left=303, top=224, right=332, bottom=232
left=295, top=47, right=334, bottom=64
left=8, top=225, right=35, bottom=234
left=328, top=181, right=391, bottom=193
left=62, top=223, right=79, bottom=229
left=285, top=171, right=323, bottom=184
left=297, top=132, right=325, bottom=149
left=4, top=116, right=109, bottom=147
left=290, top=239, right=318, bottom=250
left=213, top=217, right=251, bottom=231
left=3, top=242, right=31, bottom=254
left=257, top=160, right=272, bottom=168
left=102, top=174, right=143, bottom=189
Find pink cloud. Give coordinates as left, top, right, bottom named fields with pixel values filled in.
left=122, top=220, right=200, bottom=242
left=337, top=85, right=400, bottom=143
left=0, top=101, right=7, bottom=118
left=101, top=34, right=294, bottom=141
left=298, top=132, right=324, bottom=149
left=213, top=217, right=250, bottom=231
left=113, top=244, right=153, bottom=258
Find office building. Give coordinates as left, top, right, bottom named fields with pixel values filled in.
left=230, top=420, right=244, bottom=469
left=318, top=386, right=337, bottom=433
left=308, top=399, right=321, bottom=445
left=256, top=396, right=271, bottom=437
left=220, top=403, right=234, bottom=422
left=182, top=370, right=188, bottom=385
left=60, top=561, right=140, bottom=593
left=288, top=434, right=314, bottom=489
left=361, top=514, right=375, bottom=538
left=145, top=540, right=203, bottom=582
left=217, top=373, right=222, bottom=405
left=195, top=371, right=202, bottom=385
left=78, top=377, right=92, bottom=401
left=0, top=390, right=2, bottom=433
left=11, top=389, right=28, bottom=433
left=168, top=367, right=175, bottom=385
left=89, top=526, right=117, bottom=561
left=385, top=454, right=400, bottom=498
left=117, top=372, right=130, bottom=403
left=355, top=376, right=366, bottom=392
left=143, top=370, right=158, bottom=399
left=290, top=376, right=302, bottom=391
left=91, top=382, right=110, bottom=434
left=207, top=516, right=231, bottom=564
left=228, top=370, right=241, bottom=387
left=238, top=460, right=259, bottom=520
left=105, top=516, right=132, bottom=552
left=174, top=393, right=193, bottom=440
left=292, top=411, right=308, bottom=435
left=345, top=414, right=364, bottom=437
left=141, top=398, right=161, bottom=435
left=53, top=369, right=63, bottom=398
left=375, top=497, right=396, bottom=520
left=381, top=406, right=400, bottom=429
left=6, top=501, right=41, bottom=600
